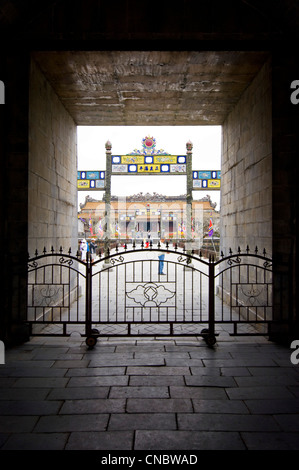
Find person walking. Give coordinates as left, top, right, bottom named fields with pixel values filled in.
left=89, top=240, right=97, bottom=261
left=158, top=253, right=165, bottom=274
left=80, top=239, right=88, bottom=261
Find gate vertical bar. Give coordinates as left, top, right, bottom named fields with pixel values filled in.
left=208, top=255, right=215, bottom=337
left=104, top=140, right=112, bottom=262
left=85, top=251, right=92, bottom=337
left=186, top=140, right=193, bottom=254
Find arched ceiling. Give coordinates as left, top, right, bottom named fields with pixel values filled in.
left=32, top=50, right=269, bottom=125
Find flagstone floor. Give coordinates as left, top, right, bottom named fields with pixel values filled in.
left=0, top=333, right=298, bottom=451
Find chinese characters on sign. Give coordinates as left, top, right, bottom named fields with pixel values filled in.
left=111, top=155, right=187, bottom=174
left=77, top=137, right=221, bottom=190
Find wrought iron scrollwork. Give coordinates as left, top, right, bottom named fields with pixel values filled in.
left=227, top=256, right=241, bottom=266
left=59, top=257, right=73, bottom=266
left=239, top=284, right=264, bottom=306
left=28, top=260, right=38, bottom=270
left=263, top=260, right=272, bottom=268
left=177, top=255, right=192, bottom=265
left=34, top=285, right=64, bottom=307
left=127, top=282, right=175, bottom=307
left=110, top=255, right=124, bottom=266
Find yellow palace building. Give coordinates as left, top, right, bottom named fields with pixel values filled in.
left=78, top=192, right=220, bottom=250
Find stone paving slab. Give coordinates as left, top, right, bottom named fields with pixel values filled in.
left=110, top=386, right=170, bottom=399
left=108, top=413, right=177, bottom=431
left=226, top=385, right=296, bottom=400
left=126, top=366, right=191, bottom=376
left=185, top=375, right=236, bottom=387
left=89, top=357, right=166, bottom=367
left=35, top=414, right=110, bottom=432
left=240, top=432, right=299, bottom=450
left=0, top=334, right=299, bottom=451
left=170, top=386, right=228, bottom=399
left=0, top=416, right=38, bottom=433
left=65, top=366, right=126, bottom=377
left=1, top=432, right=69, bottom=450
left=0, top=400, right=63, bottom=415
left=47, top=386, right=110, bottom=400
left=192, top=399, right=249, bottom=414
left=65, top=431, right=134, bottom=451
left=134, top=430, right=246, bottom=450
left=67, top=375, right=129, bottom=387
left=12, top=377, right=69, bottom=388
left=0, top=388, right=50, bottom=401
left=126, top=398, right=193, bottom=413
left=60, top=398, right=126, bottom=414
left=0, top=367, right=68, bottom=377
left=129, top=375, right=185, bottom=386
left=177, top=413, right=280, bottom=432
left=245, top=399, right=299, bottom=414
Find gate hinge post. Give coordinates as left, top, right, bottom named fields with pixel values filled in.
left=85, top=251, right=92, bottom=337
left=208, top=258, right=215, bottom=339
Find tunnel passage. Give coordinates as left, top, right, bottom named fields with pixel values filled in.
left=27, top=50, right=276, bottom=330
left=1, top=1, right=297, bottom=347
left=29, top=50, right=272, bottom=257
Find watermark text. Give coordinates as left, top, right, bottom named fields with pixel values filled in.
left=290, top=340, right=299, bottom=365
left=290, top=80, right=299, bottom=104
left=0, top=340, right=5, bottom=364
left=100, top=453, right=198, bottom=466
left=0, top=80, right=4, bottom=104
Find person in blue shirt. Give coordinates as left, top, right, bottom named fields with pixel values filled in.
left=158, top=253, right=165, bottom=275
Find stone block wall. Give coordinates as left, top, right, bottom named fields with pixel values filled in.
left=28, top=59, right=77, bottom=256
left=271, top=51, right=298, bottom=335
left=1, top=51, right=31, bottom=343
left=220, top=58, right=272, bottom=257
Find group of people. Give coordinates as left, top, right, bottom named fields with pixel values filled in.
left=79, top=233, right=166, bottom=274
left=79, top=239, right=97, bottom=261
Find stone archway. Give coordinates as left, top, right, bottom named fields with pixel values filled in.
left=2, top=43, right=297, bottom=345
left=29, top=50, right=272, bottom=257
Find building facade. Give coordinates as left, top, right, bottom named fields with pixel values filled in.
left=78, top=193, right=220, bottom=251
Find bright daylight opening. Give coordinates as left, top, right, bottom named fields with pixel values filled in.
left=77, top=126, right=221, bottom=251
left=77, top=126, right=221, bottom=206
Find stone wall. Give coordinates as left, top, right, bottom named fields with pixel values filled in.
left=220, top=59, right=272, bottom=257
left=28, top=59, right=77, bottom=256
left=0, top=51, right=31, bottom=344
left=271, top=51, right=298, bottom=336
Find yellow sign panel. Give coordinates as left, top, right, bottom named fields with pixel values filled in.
left=154, top=156, right=177, bottom=164
left=137, top=164, right=161, bottom=173
left=121, top=155, right=144, bottom=164
left=78, top=180, right=90, bottom=189
left=207, top=179, right=221, bottom=189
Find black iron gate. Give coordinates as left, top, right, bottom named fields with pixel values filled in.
left=27, top=243, right=281, bottom=347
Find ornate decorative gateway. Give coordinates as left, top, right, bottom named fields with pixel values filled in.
left=77, top=135, right=221, bottom=259
left=77, top=135, right=221, bottom=190
left=27, top=243, right=281, bottom=348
